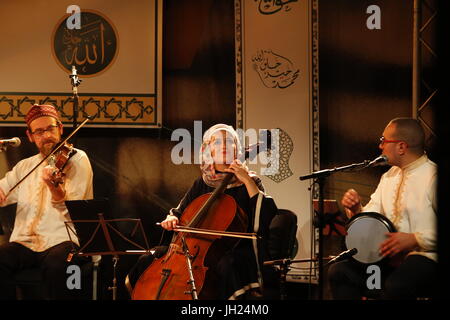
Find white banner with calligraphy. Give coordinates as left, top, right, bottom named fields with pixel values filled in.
left=235, top=0, right=320, bottom=283
left=0, top=0, right=162, bottom=128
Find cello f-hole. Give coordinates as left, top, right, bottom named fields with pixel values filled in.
left=155, top=269, right=171, bottom=300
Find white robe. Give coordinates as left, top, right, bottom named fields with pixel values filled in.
left=0, top=148, right=93, bottom=252
left=363, top=154, right=437, bottom=262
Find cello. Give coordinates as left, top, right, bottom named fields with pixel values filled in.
left=132, top=133, right=271, bottom=300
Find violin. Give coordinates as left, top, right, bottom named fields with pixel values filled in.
left=47, top=142, right=75, bottom=187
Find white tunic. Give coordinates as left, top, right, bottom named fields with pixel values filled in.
left=363, top=154, right=437, bottom=262
left=0, top=148, right=93, bottom=252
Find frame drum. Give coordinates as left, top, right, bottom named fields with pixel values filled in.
left=345, top=212, right=396, bottom=264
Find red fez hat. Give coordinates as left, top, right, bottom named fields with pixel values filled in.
left=25, top=104, right=61, bottom=127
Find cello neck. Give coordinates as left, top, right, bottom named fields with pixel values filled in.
left=186, top=173, right=233, bottom=228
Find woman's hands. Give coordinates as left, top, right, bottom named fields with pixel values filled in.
left=225, top=160, right=252, bottom=183
left=224, top=160, right=259, bottom=198
left=160, top=214, right=179, bottom=231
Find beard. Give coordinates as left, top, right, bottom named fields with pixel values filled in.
left=39, top=139, right=59, bottom=156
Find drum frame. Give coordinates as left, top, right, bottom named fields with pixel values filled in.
left=345, top=212, right=396, bottom=264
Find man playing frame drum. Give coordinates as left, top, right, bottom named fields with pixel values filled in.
left=328, top=118, right=437, bottom=299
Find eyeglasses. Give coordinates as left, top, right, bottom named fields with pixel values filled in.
left=30, top=124, right=59, bottom=136
left=379, top=136, right=405, bottom=144
left=212, top=137, right=235, bottom=146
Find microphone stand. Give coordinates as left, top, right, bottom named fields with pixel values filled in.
left=299, top=160, right=369, bottom=300
left=69, top=65, right=82, bottom=132
left=264, top=258, right=317, bottom=300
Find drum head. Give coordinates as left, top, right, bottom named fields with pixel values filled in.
left=345, top=212, right=396, bottom=264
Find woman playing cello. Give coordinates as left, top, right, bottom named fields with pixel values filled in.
left=127, top=124, right=278, bottom=300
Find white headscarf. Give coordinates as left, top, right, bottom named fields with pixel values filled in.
left=199, top=124, right=245, bottom=188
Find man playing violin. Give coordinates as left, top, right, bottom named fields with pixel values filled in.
left=127, top=124, right=278, bottom=300
left=0, top=104, right=93, bottom=300
left=328, top=117, right=437, bottom=299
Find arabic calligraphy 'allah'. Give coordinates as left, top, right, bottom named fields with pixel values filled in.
left=53, top=11, right=117, bottom=76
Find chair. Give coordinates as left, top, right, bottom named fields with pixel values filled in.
left=263, top=209, right=298, bottom=299
left=267, top=209, right=298, bottom=260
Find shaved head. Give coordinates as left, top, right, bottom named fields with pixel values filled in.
left=388, top=117, right=425, bottom=155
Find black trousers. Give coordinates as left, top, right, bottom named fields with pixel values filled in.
left=327, top=254, right=437, bottom=300
left=0, top=241, right=78, bottom=300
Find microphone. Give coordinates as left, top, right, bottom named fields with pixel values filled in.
left=0, top=137, right=21, bottom=148
left=327, top=248, right=358, bottom=265
left=244, top=129, right=272, bottom=160
left=69, top=65, right=82, bottom=87
left=367, top=155, right=388, bottom=167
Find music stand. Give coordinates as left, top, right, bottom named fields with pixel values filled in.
left=64, top=199, right=151, bottom=300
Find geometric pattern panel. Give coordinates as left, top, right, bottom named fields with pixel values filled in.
left=0, top=93, right=157, bottom=128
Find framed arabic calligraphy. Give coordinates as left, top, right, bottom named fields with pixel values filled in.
left=52, top=10, right=119, bottom=77
left=0, top=0, right=162, bottom=128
